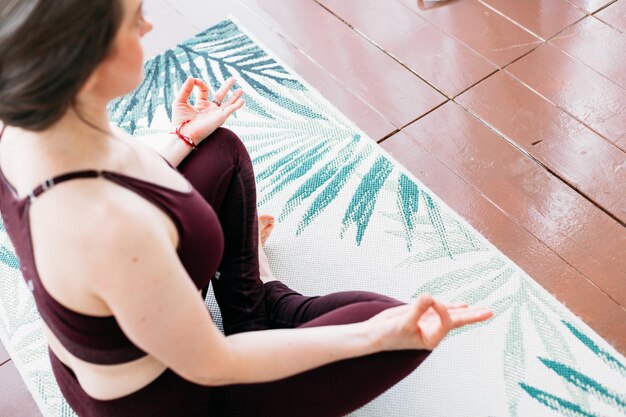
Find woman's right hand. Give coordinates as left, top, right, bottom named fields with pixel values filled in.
left=366, top=295, right=493, bottom=351
left=171, top=77, right=245, bottom=145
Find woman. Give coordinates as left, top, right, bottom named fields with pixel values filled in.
left=0, top=1, right=492, bottom=416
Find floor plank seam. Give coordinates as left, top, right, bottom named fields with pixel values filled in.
left=546, top=23, right=626, bottom=92
left=503, top=68, right=626, bottom=154
left=591, top=0, right=620, bottom=15
left=396, top=99, right=451, bottom=132
left=392, top=0, right=516, bottom=70
left=544, top=14, right=589, bottom=41
left=453, top=101, right=626, bottom=228
left=475, top=0, right=549, bottom=41
left=233, top=0, right=403, bottom=134
left=563, top=0, right=617, bottom=15
left=498, top=41, right=547, bottom=71
left=312, top=0, right=453, bottom=100
left=449, top=69, right=500, bottom=100
left=376, top=129, right=400, bottom=144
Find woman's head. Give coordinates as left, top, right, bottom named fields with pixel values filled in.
left=0, top=0, right=152, bottom=131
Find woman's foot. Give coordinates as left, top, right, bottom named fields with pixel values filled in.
left=258, top=214, right=275, bottom=246
left=258, top=214, right=276, bottom=283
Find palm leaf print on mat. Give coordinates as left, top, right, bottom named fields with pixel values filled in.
left=109, top=20, right=324, bottom=134
left=108, top=19, right=458, bottom=251
left=521, top=322, right=626, bottom=417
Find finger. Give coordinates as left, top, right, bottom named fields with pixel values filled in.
left=421, top=300, right=453, bottom=348
left=443, top=302, right=468, bottom=309
left=193, top=78, right=210, bottom=110
left=410, top=295, right=435, bottom=322
left=174, top=77, right=195, bottom=105
left=449, top=307, right=493, bottom=322
left=447, top=305, right=488, bottom=315
left=433, top=300, right=453, bottom=327
left=222, top=89, right=244, bottom=107
left=222, top=97, right=246, bottom=117
left=212, top=77, right=237, bottom=104
left=450, top=307, right=493, bottom=329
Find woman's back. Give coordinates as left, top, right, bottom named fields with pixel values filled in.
left=0, top=125, right=224, bottom=399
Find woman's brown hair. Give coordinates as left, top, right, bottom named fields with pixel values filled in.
left=0, top=0, right=123, bottom=131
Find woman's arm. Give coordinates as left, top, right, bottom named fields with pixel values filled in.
left=223, top=296, right=491, bottom=385
left=59, top=191, right=380, bottom=386
left=221, top=320, right=376, bottom=385
left=59, top=188, right=490, bottom=387
left=110, top=123, right=193, bottom=167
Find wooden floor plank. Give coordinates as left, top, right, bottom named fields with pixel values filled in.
left=235, top=0, right=447, bottom=128
left=506, top=42, right=626, bottom=152
left=395, top=0, right=543, bottom=68
left=478, top=0, right=585, bottom=40
left=381, top=131, right=626, bottom=354
left=456, top=70, right=626, bottom=225
left=550, top=16, right=626, bottom=89
left=565, top=0, right=617, bottom=14
left=0, top=361, right=43, bottom=417
left=143, top=0, right=200, bottom=58
left=595, top=0, right=626, bottom=32
left=317, top=0, right=497, bottom=98
left=402, top=102, right=626, bottom=308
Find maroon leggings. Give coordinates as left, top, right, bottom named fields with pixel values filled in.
left=49, top=128, right=430, bottom=417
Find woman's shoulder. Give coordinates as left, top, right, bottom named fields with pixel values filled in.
left=30, top=178, right=175, bottom=296
left=32, top=175, right=167, bottom=250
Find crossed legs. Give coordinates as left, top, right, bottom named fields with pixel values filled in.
left=177, top=127, right=430, bottom=416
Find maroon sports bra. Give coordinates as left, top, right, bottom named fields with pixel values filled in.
left=0, top=127, right=224, bottom=365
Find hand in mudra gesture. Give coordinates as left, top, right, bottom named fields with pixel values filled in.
left=367, top=295, right=493, bottom=351
left=171, top=76, right=245, bottom=144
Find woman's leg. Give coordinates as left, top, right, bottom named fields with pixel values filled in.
left=178, top=129, right=428, bottom=416
left=264, top=280, right=400, bottom=328
left=212, top=300, right=431, bottom=417
left=177, top=127, right=270, bottom=335
left=258, top=215, right=403, bottom=328
left=176, top=127, right=396, bottom=334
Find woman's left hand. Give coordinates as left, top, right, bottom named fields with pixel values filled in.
left=171, top=77, right=245, bottom=145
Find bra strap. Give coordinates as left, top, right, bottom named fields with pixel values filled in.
left=28, top=170, right=101, bottom=203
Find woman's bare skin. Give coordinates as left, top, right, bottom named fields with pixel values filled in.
left=258, top=214, right=276, bottom=284
left=38, top=209, right=280, bottom=401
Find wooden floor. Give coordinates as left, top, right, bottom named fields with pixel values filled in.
left=1, top=0, right=625, bottom=414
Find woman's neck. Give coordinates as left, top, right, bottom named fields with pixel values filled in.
left=0, top=107, right=131, bottom=175
left=17, top=100, right=124, bottom=155
left=48, top=104, right=112, bottom=142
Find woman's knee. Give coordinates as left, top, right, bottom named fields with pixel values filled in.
left=180, top=127, right=250, bottom=177
left=201, top=127, right=249, bottom=159
left=297, top=300, right=405, bottom=328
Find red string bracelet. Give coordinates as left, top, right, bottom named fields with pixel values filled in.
left=170, top=119, right=197, bottom=150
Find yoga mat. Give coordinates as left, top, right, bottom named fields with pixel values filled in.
left=1, top=19, right=624, bottom=417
